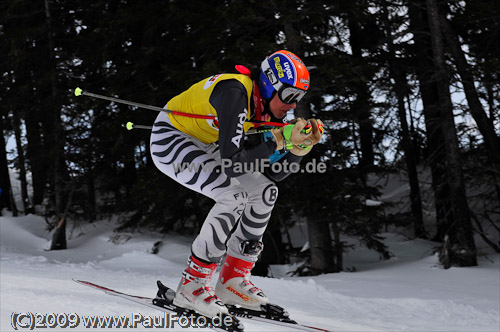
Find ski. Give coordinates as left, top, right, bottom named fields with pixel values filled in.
left=156, top=280, right=332, bottom=332
left=73, top=279, right=332, bottom=332
left=73, top=279, right=244, bottom=332
left=227, top=304, right=331, bottom=332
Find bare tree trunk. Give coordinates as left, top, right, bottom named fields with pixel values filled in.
left=50, top=183, right=75, bottom=250
left=44, top=0, right=69, bottom=252
left=332, top=222, right=343, bottom=272
left=408, top=0, right=454, bottom=242
left=44, top=0, right=67, bottom=213
left=426, top=0, right=477, bottom=267
left=0, top=115, right=17, bottom=216
left=25, top=107, right=46, bottom=207
left=12, top=111, right=31, bottom=213
left=307, top=217, right=335, bottom=274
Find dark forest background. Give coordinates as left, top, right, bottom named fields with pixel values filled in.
left=1, top=0, right=499, bottom=274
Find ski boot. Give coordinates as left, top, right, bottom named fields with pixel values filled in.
left=173, top=254, right=229, bottom=318
left=215, top=240, right=270, bottom=310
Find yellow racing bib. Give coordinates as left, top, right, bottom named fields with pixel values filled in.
left=166, top=74, right=254, bottom=143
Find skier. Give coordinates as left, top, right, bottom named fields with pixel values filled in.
left=150, top=50, right=323, bottom=318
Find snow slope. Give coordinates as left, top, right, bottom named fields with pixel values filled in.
left=1, top=212, right=499, bottom=331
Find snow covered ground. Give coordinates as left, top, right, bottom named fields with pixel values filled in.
left=1, top=212, right=499, bottom=331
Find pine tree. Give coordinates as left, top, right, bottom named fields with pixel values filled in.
left=426, top=0, right=476, bottom=267
left=380, top=0, right=425, bottom=238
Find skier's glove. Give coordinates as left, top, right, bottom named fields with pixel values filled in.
left=270, top=127, right=285, bottom=150
left=308, top=118, right=324, bottom=145
left=283, top=118, right=324, bottom=156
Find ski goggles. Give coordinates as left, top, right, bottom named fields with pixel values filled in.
left=261, top=57, right=308, bottom=104
left=276, top=84, right=307, bottom=104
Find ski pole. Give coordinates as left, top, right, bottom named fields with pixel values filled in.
left=123, top=121, right=270, bottom=135
left=123, top=122, right=152, bottom=130
left=74, top=87, right=217, bottom=120
left=74, top=87, right=287, bottom=127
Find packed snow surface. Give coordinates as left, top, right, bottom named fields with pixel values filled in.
left=1, top=212, right=499, bottom=331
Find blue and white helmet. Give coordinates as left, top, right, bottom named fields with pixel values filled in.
left=258, top=50, right=310, bottom=104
